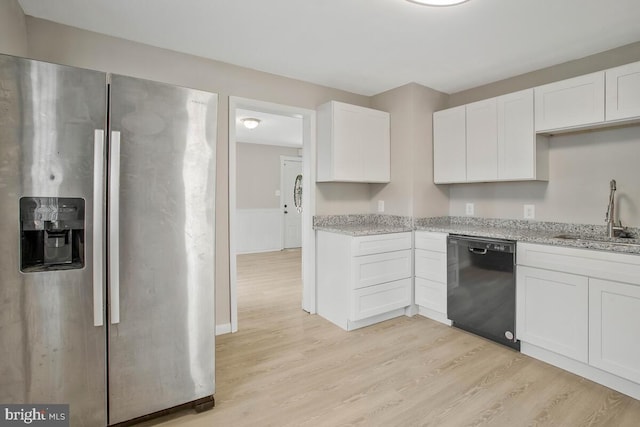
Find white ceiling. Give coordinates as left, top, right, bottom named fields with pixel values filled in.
left=18, top=0, right=640, bottom=95
left=236, top=109, right=303, bottom=148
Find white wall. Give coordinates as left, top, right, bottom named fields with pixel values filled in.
left=0, top=0, right=28, bottom=57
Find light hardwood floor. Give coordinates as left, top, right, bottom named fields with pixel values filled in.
left=145, top=249, right=640, bottom=426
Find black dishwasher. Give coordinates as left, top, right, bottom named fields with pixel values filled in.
left=447, top=235, right=519, bottom=350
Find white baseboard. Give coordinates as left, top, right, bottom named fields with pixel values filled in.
left=215, top=323, right=232, bottom=336
left=418, top=306, right=452, bottom=326
left=521, top=342, right=640, bottom=400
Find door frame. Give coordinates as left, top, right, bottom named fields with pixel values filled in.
left=280, top=155, right=303, bottom=250
left=229, top=97, right=317, bottom=333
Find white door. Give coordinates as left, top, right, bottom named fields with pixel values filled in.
left=281, top=157, right=302, bottom=248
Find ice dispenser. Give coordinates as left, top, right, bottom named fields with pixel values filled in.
left=20, top=197, right=85, bottom=272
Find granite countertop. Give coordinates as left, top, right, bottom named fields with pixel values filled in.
left=314, top=214, right=640, bottom=255
left=415, top=217, right=640, bottom=255
left=314, top=214, right=413, bottom=236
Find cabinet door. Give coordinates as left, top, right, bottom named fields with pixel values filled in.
left=534, top=72, right=605, bottom=132
left=433, top=106, right=466, bottom=183
left=498, top=89, right=535, bottom=180
left=606, top=61, right=640, bottom=121
left=414, top=231, right=447, bottom=252
left=360, top=109, right=390, bottom=182
left=332, top=103, right=365, bottom=181
left=415, top=277, right=446, bottom=314
left=466, top=98, right=498, bottom=181
left=589, top=278, right=640, bottom=383
left=516, top=266, right=588, bottom=362
left=414, top=249, right=446, bottom=283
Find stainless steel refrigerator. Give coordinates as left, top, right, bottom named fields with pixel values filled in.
left=0, top=54, right=217, bottom=426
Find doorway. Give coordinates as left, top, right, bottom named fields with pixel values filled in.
left=229, top=97, right=316, bottom=333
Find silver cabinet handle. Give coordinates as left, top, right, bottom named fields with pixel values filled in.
left=109, top=131, right=121, bottom=324
left=93, top=129, right=105, bottom=327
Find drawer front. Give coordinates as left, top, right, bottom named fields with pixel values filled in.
left=350, top=278, right=411, bottom=321
left=517, top=242, right=640, bottom=286
left=414, top=249, right=447, bottom=282
left=351, top=232, right=412, bottom=256
left=415, top=231, right=448, bottom=252
left=352, top=249, right=412, bottom=290
left=415, top=277, right=446, bottom=314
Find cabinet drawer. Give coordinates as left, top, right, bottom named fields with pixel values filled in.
left=350, top=278, right=411, bottom=321
left=414, top=249, right=446, bottom=282
left=351, top=249, right=412, bottom=290
left=351, top=232, right=411, bottom=256
left=414, top=231, right=447, bottom=252
left=415, top=277, right=446, bottom=314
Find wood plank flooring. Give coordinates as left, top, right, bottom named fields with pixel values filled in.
left=143, top=249, right=640, bottom=426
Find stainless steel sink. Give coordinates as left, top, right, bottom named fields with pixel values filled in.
left=553, top=234, right=640, bottom=247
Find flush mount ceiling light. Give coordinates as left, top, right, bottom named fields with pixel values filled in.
left=241, top=118, right=261, bottom=129
left=407, top=0, right=470, bottom=6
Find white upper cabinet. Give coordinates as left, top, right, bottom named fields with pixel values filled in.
left=498, top=89, right=548, bottom=180
left=433, top=89, right=547, bottom=184
left=534, top=71, right=605, bottom=132
left=316, top=101, right=390, bottom=183
left=433, top=105, right=466, bottom=184
left=466, top=98, right=498, bottom=182
left=606, top=61, right=640, bottom=121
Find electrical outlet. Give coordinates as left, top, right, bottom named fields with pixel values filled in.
left=275, top=190, right=281, bottom=197
left=524, top=204, right=535, bottom=219
left=377, top=200, right=385, bottom=213
left=465, top=203, right=474, bottom=216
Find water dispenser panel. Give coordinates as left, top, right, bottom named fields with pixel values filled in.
left=20, top=197, right=85, bottom=272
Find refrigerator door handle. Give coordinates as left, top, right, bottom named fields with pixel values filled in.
left=93, top=129, right=105, bottom=327
left=109, top=131, right=121, bottom=324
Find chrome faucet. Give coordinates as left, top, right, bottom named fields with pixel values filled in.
left=605, top=179, right=624, bottom=237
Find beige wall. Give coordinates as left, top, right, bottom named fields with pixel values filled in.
left=370, top=83, right=449, bottom=217
left=446, top=44, right=640, bottom=227
left=237, top=143, right=300, bottom=209
left=449, top=42, right=640, bottom=107
left=21, top=16, right=371, bottom=328
left=0, top=0, right=28, bottom=56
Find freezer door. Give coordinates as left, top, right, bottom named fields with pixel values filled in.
left=0, top=54, right=108, bottom=426
left=108, top=75, right=217, bottom=424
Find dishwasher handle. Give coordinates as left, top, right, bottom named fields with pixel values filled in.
left=468, top=247, right=488, bottom=255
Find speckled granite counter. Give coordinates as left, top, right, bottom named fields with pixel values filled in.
left=415, top=216, right=640, bottom=255
left=314, top=215, right=640, bottom=254
left=314, top=214, right=413, bottom=236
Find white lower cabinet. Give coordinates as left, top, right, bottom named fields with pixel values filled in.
left=414, top=231, right=450, bottom=324
left=317, top=231, right=412, bottom=331
left=589, top=278, right=640, bottom=384
left=516, top=266, right=588, bottom=363
left=517, top=242, right=640, bottom=400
